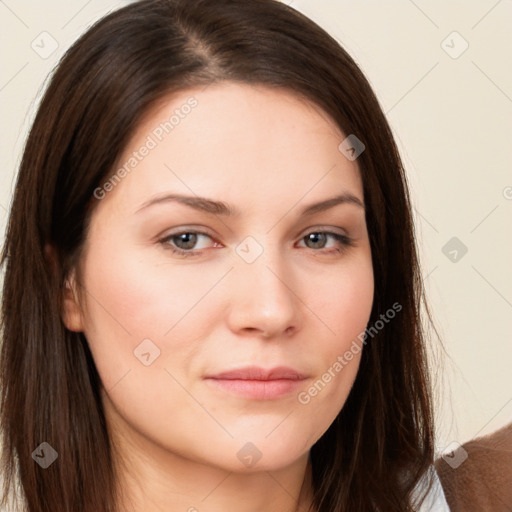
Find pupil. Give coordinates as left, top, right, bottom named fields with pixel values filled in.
left=176, top=233, right=197, bottom=249
left=307, top=233, right=325, bottom=248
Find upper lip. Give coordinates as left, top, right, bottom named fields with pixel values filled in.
left=205, top=366, right=306, bottom=381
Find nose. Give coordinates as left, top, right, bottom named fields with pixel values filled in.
left=226, top=245, right=303, bottom=339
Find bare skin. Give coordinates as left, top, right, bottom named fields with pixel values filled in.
left=61, top=82, right=374, bottom=512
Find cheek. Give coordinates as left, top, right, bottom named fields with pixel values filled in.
left=78, top=239, right=222, bottom=388
left=298, top=255, right=373, bottom=417
left=309, top=255, right=374, bottom=351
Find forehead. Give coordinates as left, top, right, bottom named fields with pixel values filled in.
left=92, top=82, right=363, bottom=221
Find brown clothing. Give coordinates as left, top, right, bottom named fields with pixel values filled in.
left=435, top=423, right=512, bottom=511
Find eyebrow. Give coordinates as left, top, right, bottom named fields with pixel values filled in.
left=135, top=192, right=364, bottom=216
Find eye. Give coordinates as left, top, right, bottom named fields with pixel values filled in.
left=159, top=230, right=218, bottom=258
left=158, top=228, right=354, bottom=258
left=297, top=230, right=354, bottom=255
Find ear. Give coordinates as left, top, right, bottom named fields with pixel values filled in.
left=45, top=243, right=84, bottom=332
left=61, top=271, right=85, bottom=332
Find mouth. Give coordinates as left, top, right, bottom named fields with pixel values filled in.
left=204, top=366, right=307, bottom=400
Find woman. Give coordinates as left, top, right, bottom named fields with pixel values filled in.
left=0, top=0, right=449, bottom=510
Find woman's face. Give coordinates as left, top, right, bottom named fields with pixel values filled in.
left=64, top=82, right=374, bottom=472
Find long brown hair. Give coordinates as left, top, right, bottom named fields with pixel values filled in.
left=0, top=1, right=435, bottom=510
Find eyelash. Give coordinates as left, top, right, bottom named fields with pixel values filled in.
left=158, top=229, right=354, bottom=258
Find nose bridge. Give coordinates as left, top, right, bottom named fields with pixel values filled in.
left=236, top=234, right=293, bottom=300
left=228, top=234, right=302, bottom=337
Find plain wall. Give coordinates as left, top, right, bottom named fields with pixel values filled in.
left=0, top=0, right=511, bottom=458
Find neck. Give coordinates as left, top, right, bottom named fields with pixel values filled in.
left=115, top=442, right=314, bottom=512
left=106, top=399, right=315, bottom=512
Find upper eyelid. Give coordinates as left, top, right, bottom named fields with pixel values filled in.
left=161, top=225, right=348, bottom=237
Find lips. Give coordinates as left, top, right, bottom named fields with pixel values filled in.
left=207, top=365, right=306, bottom=381
left=204, top=366, right=307, bottom=400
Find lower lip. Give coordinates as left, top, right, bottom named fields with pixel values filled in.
left=205, top=378, right=304, bottom=400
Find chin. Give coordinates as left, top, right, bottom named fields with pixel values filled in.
left=220, top=434, right=312, bottom=473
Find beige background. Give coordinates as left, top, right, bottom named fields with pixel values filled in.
left=1, top=0, right=511, bottom=457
